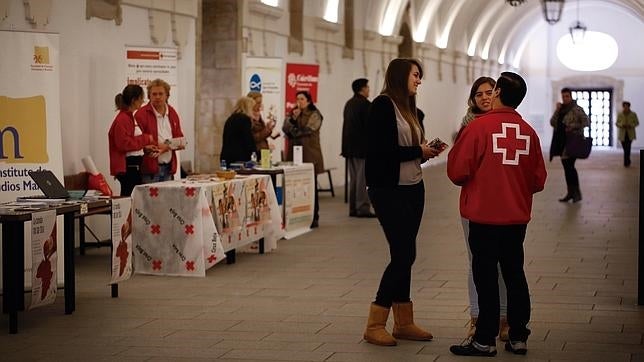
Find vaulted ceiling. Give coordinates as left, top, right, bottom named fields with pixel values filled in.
left=358, top=0, right=644, bottom=67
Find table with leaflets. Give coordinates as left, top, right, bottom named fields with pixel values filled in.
left=237, top=163, right=315, bottom=239
left=131, top=174, right=283, bottom=277
left=0, top=199, right=113, bottom=334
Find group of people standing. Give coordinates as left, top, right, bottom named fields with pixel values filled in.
left=357, top=57, right=639, bottom=357
left=108, top=79, right=185, bottom=197
left=220, top=90, right=325, bottom=228
left=356, top=58, right=547, bottom=358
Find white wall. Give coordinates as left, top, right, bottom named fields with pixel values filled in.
left=521, top=4, right=644, bottom=150
left=0, top=0, right=196, bottom=194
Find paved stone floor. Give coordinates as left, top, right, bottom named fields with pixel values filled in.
left=1, top=150, right=642, bottom=361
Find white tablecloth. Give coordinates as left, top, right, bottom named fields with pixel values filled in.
left=131, top=174, right=282, bottom=276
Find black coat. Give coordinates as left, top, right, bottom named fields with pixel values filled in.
left=365, top=95, right=423, bottom=188
left=341, top=94, right=371, bottom=158
left=220, top=112, right=257, bottom=165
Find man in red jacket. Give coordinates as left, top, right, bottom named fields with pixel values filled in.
left=136, top=78, right=186, bottom=183
left=448, top=72, right=547, bottom=357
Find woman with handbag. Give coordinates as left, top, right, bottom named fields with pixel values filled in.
left=548, top=88, right=590, bottom=203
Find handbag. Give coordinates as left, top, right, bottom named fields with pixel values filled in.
left=565, top=132, right=593, bottom=159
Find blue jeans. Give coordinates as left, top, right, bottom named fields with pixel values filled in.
left=142, top=163, right=173, bottom=184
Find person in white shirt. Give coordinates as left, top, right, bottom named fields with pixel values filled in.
left=136, top=79, right=186, bottom=183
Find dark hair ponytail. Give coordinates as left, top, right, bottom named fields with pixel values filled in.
left=115, top=84, right=144, bottom=110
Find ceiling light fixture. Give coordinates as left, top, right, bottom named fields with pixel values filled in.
left=569, top=0, right=586, bottom=44
left=541, top=0, right=565, bottom=24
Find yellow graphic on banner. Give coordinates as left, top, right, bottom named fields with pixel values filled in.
left=0, top=96, right=49, bottom=163
left=33, top=46, right=50, bottom=64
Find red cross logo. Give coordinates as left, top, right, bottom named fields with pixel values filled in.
left=207, top=254, right=217, bottom=263
left=151, top=224, right=161, bottom=234
left=149, top=187, right=159, bottom=197
left=492, top=123, right=530, bottom=165
left=184, top=187, right=196, bottom=197
left=185, top=224, right=194, bottom=235
left=185, top=261, right=195, bottom=271
left=152, top=259, right=162, bottom=270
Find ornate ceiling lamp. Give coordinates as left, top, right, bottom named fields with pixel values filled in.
left=541, top=0, right=565, bottom=24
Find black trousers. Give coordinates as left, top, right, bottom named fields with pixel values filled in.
left=116, top=156, right=142, bottom=197
left=561, top=157, right=579, bottom=189
left=368, top=181, right=424, bottom=308
left=622, top=133, right=632, bottom=166
left=313, top=176, right=319, bottom=221
left=469, top=222, right=531, bottom=346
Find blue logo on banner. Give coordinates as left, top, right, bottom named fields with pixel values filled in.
left=249, top=74, right=262, bottom=92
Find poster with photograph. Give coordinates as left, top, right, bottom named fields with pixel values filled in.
left=29, top=210, right=57, bottom=309
left=211, top=181, right=244, bottom=246
left=110, top=198, right=133, bottom=284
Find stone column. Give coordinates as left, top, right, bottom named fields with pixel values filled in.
left=197, top=0, right=242, bottom=172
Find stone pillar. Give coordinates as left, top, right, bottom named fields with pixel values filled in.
left=197, top=0, right=242, bottom=173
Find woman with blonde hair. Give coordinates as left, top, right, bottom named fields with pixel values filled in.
left=247, top=91, right=276, bottom=154
left=220, top=96, right=257, bottom=167
left=363, top=58, right=440, bottom=346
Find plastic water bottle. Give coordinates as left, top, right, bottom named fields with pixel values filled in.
left=250, top=152, right=257, bottom=163
left=220, top=159, right=227, bottom=170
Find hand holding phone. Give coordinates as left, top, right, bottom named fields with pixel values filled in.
left=428, top=137, right=449, bottom=154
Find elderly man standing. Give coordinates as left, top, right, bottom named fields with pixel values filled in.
left=136, top=78, right=185, bottom=182
left=341, top=78, right=376, bottom=218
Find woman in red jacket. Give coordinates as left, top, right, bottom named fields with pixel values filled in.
left=108, top=84, right=156, bottom=196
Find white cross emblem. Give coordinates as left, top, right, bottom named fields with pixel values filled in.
left=492, top=123, right=530, bottom=165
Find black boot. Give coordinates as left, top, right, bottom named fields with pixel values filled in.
left=571, top=187, right=582, bottom=203
left=558, top=187, right=573, bottom=202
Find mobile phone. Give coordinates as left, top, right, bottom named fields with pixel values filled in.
left=428, top=137, right=449, bottom=153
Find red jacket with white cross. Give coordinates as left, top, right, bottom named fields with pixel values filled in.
left=447, top=107, right=547, bottom=225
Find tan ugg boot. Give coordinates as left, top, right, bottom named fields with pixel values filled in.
left=499, top=317, right=510, bottom=341
left=391, top=302, right=433, bottom=341
left=467, top=317, right=478, bottom=338
left=363, top=303, right=397, bottom=346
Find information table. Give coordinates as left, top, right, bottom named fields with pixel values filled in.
left=0, top=199, right=112, bottom=334
left=131, top=174, right=283, bottom=277
left=237, top=163, right=315, bottom=239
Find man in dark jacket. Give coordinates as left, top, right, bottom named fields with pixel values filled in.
left=342, top=78, right=376, bottom=218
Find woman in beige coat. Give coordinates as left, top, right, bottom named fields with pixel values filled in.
left=283, top=91, right=324, bottom=228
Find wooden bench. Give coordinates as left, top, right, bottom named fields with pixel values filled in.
left=317, top=167, right=336, bottom=197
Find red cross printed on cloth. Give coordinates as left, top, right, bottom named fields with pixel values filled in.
left=185, top=260, right=195, bottom=271
left=207, top=254, right=217, bottom=263
left=149, top=187, right=159, bottom=197
left=152, top=259, right=162, bottom=270
left=151, top=224, right=161, bottom=234
left=184, top=187, right=196, bottom=197
left=185, top=224, right=194, bottom=235
left=492, top=123, right=530, bottom=166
